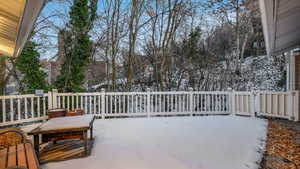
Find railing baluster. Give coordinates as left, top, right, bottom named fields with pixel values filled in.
left=131, top=95, right=134, bottom=113
left=31, top=97, right=34, bottom=118
left=136, top=94, right=138, bottom=113
left=167, top=94, right=169, bottom=112
left=275, top=94, right=279, bottom=116
left=71, top=95, right=74, bottom=110
left=120, top=95, right=122, bottom=114
left=105, top=95, right=108, bottom=114
left=220, top=94, right=223, bottom=112
left=161, top=94, right=164, bottom=113
left=10, top=98, right=14, bottom=121
left=110, top=95, right=112, bottom=114
left=93, top=95, right=96, bottom=114
left=37, top=97, right=40, bottom=117
left=85, top=96, right=88, bottom=114
left=89, top=95, right=92, bottom=114
left=114, top=95, right=117, bottom=114
left=76, top=95, right=78, bottom=109
left=178, top=94, right=181, bottom=112
left=126, top=95, right=128, bottom=113
left=199, top=94, right=202, bottom=112
left=215, top=94, right=217, bottom=112
left=154, top=94, right=156, bottom=113
left=98, top=95, right=101, bottom=114
left=43, top=96, right=46, bottom=116
left=123, top=95, right=125, bottom=114
left=158, top=94, right=160, bottom=113
left=62, top=96, right=65, bottom=109
left=154, top=94, right=156, bottom=112
left=282, top=94, right=285, bottom=116
left=137, top=95, right=140, bottom=113
left=17, top=97, right=21, bottom=120
left=174, top=94, right=176, bottom=112
left=24, top=98, right=28, bottom=119
left=67, top=96, right=70, bottom=111
left=222, top=94, right=224, bottom=111
left=2, top=99, right=6, bottom=122
left=80, top=96, right=83, bottom=109
left=171, top=94, right=173, bottom=112
left=164, top=94, right=166, bottom=113
left=197, top=93, right=200, bottom=112
left=57, top=96, right=61, bottom=108
left=160, top=94, right=163, bottom=113
left=159, top=94, right=162, bottom=113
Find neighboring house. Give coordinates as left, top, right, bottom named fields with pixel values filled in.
left=49, top=30, right=107, bottom=89
left=85, top=60, right=107, bottom=88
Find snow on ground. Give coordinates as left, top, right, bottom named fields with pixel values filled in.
left=42, top=115, right=267, bottom=169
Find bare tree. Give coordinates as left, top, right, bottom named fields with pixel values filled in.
left=125, top=0, right=145, bottom=91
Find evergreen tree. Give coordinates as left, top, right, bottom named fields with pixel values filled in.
left=183, top=27, right=201, bottom=61
left=16, top=41, right=49, bottom=94
left=0, top=55, right=7, bottom=95
left=55, top=0, right=98, bottom=92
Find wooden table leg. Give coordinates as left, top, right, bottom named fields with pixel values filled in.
left=83, top=131, right=88, bottom=156
left=90, top=126, right=93, bottom=140
left=33, top=134, right=40, bottom=158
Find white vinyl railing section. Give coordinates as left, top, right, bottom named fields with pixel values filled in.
left=0, top=93, right=49, bottom=126
left=54, top=90, right=231, bottom=118
left=0, top=89, right=299, bottom=126
left=232, top=92, right=255, bottom=116
left=256, top=91, right=299, bottom=121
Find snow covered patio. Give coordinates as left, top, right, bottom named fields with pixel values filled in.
left=41, top=115, right=267, bottom=169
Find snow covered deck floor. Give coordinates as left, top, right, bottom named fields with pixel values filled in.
left=42, top=116, right=267, bottom=169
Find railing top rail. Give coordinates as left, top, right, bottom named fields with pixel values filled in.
left=0, top=94, right=48, bottom=99
left=256, top=91, right=298, bottom=94
left=55, top=91, right=232, bottom=96
left=191, top=91, right=230, bottom=94
left=56, top=92, right=102, bottom=96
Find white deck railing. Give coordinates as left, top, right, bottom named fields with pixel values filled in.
left=54, top=91, right=231, bottom=118
left=0, top=90, right=299, bottom=126
left=0, top=93, right=49, bottom=126
left=256, top=91, right=299, bottom=121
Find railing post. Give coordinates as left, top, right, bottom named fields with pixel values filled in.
left=250, top=90, right=256, bottom=117
left=48, top=91, right=53, bottom=109
left=227, top=88, right=235, bottom=114
left=52, top=89, right=58, bottom=109
left=289, top=90, right=299, bottom=121
left=101, top=88, right=105, bottom=119
left=146, top=88, right=151, bottom=118
left=288, top=91, right=293, bottom=120
left=256, top=92, right=261, bottom=117
left=294, top=91, right=299, bottom=121
left=189, top=87, right=193, bottom=116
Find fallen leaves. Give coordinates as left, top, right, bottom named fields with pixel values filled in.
left=261, top=121, right=300, bottom=169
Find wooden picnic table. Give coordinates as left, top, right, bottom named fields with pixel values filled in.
left=28, top=115, right=95, bottom=157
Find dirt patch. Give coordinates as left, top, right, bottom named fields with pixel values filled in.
left=260, top=120, right=300, bottom=169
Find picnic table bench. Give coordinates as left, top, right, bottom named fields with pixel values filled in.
left=0, top=130, right=39, bottom=169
